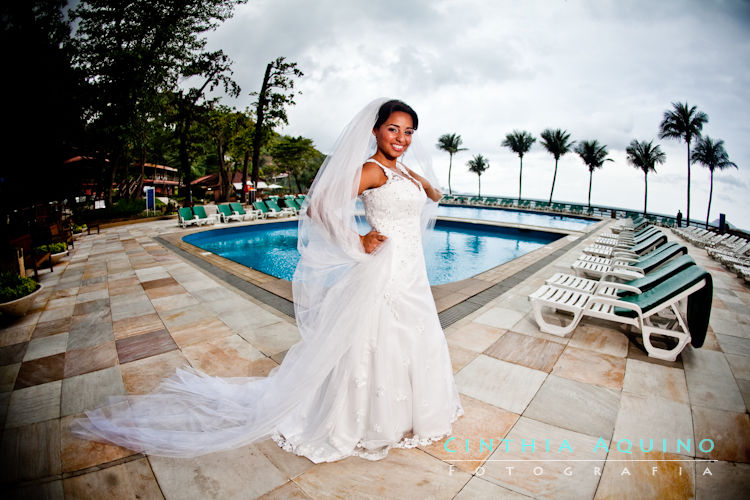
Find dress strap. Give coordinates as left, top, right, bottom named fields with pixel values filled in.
left=364, top=158, right=393, bottom=178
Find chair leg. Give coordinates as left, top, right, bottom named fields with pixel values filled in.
left=640, top=304, right=691, bottom=361
left=530, top=299, right=582, bottom=337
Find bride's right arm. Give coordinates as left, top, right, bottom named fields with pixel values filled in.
left=358, top=164, right=388, bottom=253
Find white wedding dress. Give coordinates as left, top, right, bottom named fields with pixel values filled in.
left=272, top=159, right=463, bottom=462
left=75, top=111, right=462, bottom=463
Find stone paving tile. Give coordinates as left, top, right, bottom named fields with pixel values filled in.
left=611, top=392, right=694, bottom=456
left=237, top=321, right=301, bottom=356
left=60, top=414, right=135, bottom=473
left=149, top=446, right=288, bottom=500
left=110, top=292, right=156, bottom=322
left=61, top=366, right=126, bottom=417
left=448, top=344, right=478, bottom=374
left=455, top=354, right=547, bottom=414
left=593, top=449, right=695, bottom=500
left=151, top=293, right=201, bottom=312
left=0, top=419, right=61, bottom=484
left=64, top=341, right=119, bottom=378
left=112, top=312, right=165, bottom=339
left=181, top=335, right=265, bottom=377
left=524, top=375, right=619, bottom=440
left=115, top=328, right=178, bottom=364
left=681, top=346, right=746, bottom=412
left=23, top=332, right=68, bottom=362
left=14, top=352, right=66, bottom=389
left=0, top=324, right=34, bottom=348
left=62, top=458, right=163, bottom=499
left=566, top=322, right=630, bottom=358
left=8, top=480, right=64, bottom=499
left=5, top=380, right=61, bottom=428
left=141, top=276, right=179, bottom=290
left=474, top=306, right=527, bottom=330
left=76, top=288, right=109, bottom=304
left=120, top=350, right=190, bottom=395
left=447, top=323, right=505, bottom=353
left=621, top=358, right=689, bottom=404
left=0, top=363, right=20, bottom=392
left=484, top=331, right=566, bottom=373
left=454, top=477, right=532, bottom=499
left=480, top=417, right=607, bottom=500
left=692, top=406, right=750, bottom=462
left=694, top=461, right=750, bottom=500
left=551, top=346, right=626, bottom=390
left=420, top=394, right=519, bottom=473
left=221, top=306, right=286, bottom=332
left=257, top=481, right=311, bottom=499
left=72, top=297, right=110, bottom=316
left=31, top=317, right=72, bottom=339
left=293, top=448, right=470, bottom=499
left=715, top=332, right=750, bottom=357
left=67, top=310, right=114, bottom=351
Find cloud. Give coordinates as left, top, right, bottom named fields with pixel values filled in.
left=205, top=0, right=750, bottom=223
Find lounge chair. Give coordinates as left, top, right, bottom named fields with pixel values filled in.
left=282, top=196, right=301, bottom=214
left=265, top=198, right=295, bottom=217
left=229, top=202, right=259, bottom=221
left=178, top=207, right=204, bottom=228
left=572, top=241, right=687, bottom=279
left=192, top=205, right=217, bottom=225
left=203, top=204, right=223, bottom=224
left=583, top=231, right=667, bottom=259
left=218, top=204, right=244, bottom=222
left=530, top=265, right=712, bottom=360
left=547, top=254, right=696, bottom=296
left=253, top=201, right=283, bottom=218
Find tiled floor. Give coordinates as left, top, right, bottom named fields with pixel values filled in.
left=1, top=216, right=748, bottom=499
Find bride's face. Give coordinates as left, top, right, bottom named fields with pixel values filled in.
left=373, top=111, right=414, bottom=160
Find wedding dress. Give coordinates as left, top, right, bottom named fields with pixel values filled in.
left=74, top=98, right=462, bottom=463
left=272, top=159, right=463, bottom=461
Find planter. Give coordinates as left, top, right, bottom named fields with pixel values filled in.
left=0, top=283, right=43, bottom=317
left=50, top=251, right=68, bottom=265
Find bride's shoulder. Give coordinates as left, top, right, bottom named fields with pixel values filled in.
left=359, top=162, right=388, bottom=192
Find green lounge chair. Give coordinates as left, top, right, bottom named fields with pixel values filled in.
left=530, top=264, right=711, bottom=360
left=192, top=205, right=217, bottom=225
left=253, top=201, right=283, bottom=218
left=229, top=202, right=259, bottom=221
left=284, top=196, right=301, bottom=213
left=178, top=207, right=204, bottom=228
left=265, top=198, right=295, bottom=217
left=218, top=204, right=243, bottom=222
left=572, top=242, right=687, bottom=279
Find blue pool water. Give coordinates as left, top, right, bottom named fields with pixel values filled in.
left=184, top=220, right=562, bottom=285
left=437, top=205, right=595, bottom=232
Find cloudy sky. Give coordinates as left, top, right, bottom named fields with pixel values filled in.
left=205, top=0, right=750, bottom=227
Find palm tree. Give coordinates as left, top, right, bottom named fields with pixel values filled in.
left=625, top=139, right=666, bottom=215
left=467, top=154, right=489, bottom=197
left=658, top=101, right=709, bottom=226
left=691, top=136, right=738, bottom=228
left=436, top=133, right=468, bottom=195
left=540, top=128, right=575, bottom=203
left=574, top=140, right=613, bottom=209
left=501, top=130, right=536, bottom=202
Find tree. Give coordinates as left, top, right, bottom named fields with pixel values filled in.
left=70, top=0, right=247, bottom=206
left=501, top=130, right=535, bottom=202
left=207, top=105, right=244, bottom=201
left=228, top=109, right=255, bottom=203
left=691, top=136, right=738, bottom=228
left=574, top=140, right=613, bottom=209
left=1, top=1, right=84, bottom=209
left=626, top=140, right=666, bottom=215
left=658, top=101, right=709, bottom=226
left=540, top=129, right=574, bottom=204
left=436, top=133, right=468, bottom=195
left=269, top=136, right=320, bottom=193
left=467, top=154, right=490, bottom=197
left=250, top=57, right=303, bottom=189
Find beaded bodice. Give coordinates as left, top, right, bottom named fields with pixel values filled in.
left=360, top=160, right=426, bottom=269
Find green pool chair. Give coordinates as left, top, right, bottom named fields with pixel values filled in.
left=178, top=207, right=204, bottom=228
left=229, top=202, right=259, bottom=221
left=218, top=204, right=244, bottom=222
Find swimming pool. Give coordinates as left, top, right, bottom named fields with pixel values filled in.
left=437, top=204, right=595, bottom=232
left=183, top=220, right=562, bottom=285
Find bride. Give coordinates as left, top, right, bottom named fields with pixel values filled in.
left=74, top=97, right=463, bottom=463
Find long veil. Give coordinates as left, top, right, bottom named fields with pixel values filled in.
left=73, top=97, right=441, bottom=458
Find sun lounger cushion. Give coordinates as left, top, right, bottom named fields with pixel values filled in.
left=636, top=243, right=687, bottom=273
left=618, top=255, right=696, bottom=297
left=629, top=232, right=666, bottom=254
left=615, top=265, right=712, bottom=347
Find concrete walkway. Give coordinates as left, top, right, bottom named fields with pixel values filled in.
left=0, top=217, right=748, bottom=499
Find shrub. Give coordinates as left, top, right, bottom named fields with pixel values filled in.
left=34, top=242, right=67, bottom=254
left=0, top=272, right=38, bottom=302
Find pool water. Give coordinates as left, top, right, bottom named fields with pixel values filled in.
left=437, top=205, right=595, bottom=232
left=183, top=219, right=562, bottom=285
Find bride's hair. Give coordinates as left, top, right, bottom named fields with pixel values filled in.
left=374, top=99, right=419, bottom=130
